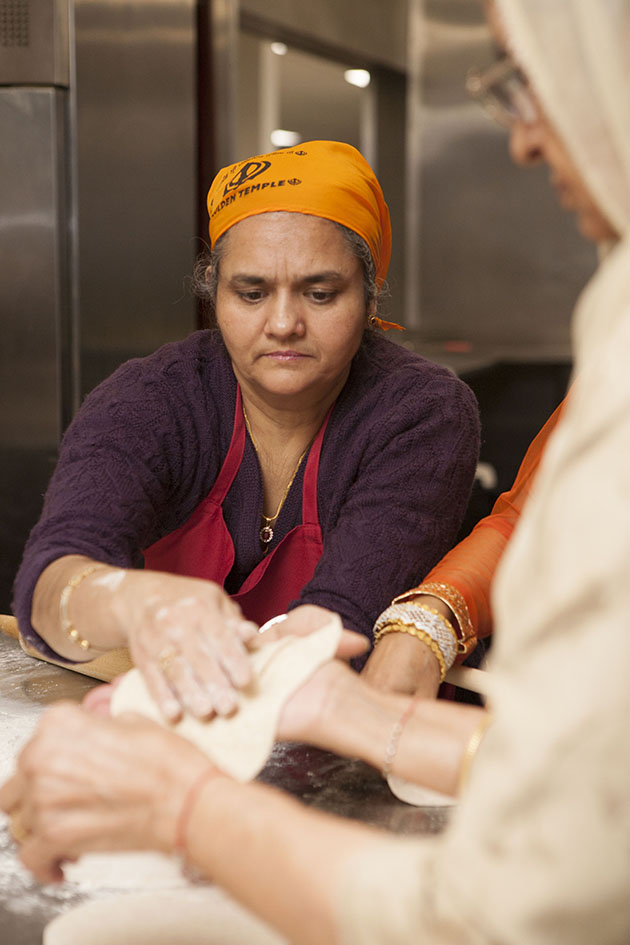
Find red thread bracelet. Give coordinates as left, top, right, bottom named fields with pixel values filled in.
left=174, top=767, right=221, bottom=856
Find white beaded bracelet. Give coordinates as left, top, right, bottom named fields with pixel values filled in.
left=373, top=602, right=459, bottom=672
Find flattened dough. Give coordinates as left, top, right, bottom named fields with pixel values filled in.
left=387, top=774, right=456, bottom=807
left=44, top=888, right=287, bottom=945
left=111, top=618, right=342, bottom=782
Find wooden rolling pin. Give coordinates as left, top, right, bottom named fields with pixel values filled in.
left=0, top=613, right=490, bottom=696
left=444, top=665, right=493, bottom=699
left=0, top=614, right=132, bottom=682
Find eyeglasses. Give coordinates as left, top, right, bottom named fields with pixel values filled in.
left=466, top=55, right=538, bottom=128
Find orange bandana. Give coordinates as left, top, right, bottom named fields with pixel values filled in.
left=207, top=140, right=392, bottom=289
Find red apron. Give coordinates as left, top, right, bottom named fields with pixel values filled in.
left=143, top=387, right=330, bottom=626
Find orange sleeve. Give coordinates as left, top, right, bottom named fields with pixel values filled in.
left=408, top=397, right=567, bottom=655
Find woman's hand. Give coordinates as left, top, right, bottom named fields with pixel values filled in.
left=256, top=606, right=369, bottom=745
left=82, top=604, right=368, bottom=725
left=260, top=606, right=369, bottom=748
left=255, top=604, right=370, bottom=662
left=33, top=557, right=258, bottom=723
left=275, top=659, right=354, bottom=745
left=82, top=680, right=118, bottom=716
left=110, top=569, right=258, bottom=722
left=0, top=703, right=213, bottom=885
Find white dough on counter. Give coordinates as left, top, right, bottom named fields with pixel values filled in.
left=44, top=888, right=287, bottom=945
left=387, top=774, right=457, bottom=807
left=111, top=617, right=342, bottom=782
left=63, top=850, right=187, bottom=891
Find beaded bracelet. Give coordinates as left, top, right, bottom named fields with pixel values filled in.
left=58, top=564, right=104, bottom=651
left=374, top=622, right=447, bottom=683
left=382, top=692, right=421, bottom=780
left=373, top=602, right=458, bottom=673
left=411, top=603, right=459, bottom=667
left=457, top=714, right=493, bottom=794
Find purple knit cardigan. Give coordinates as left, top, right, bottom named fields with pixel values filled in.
left=13, top=331, right=480, bottom=660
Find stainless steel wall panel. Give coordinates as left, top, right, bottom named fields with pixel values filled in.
left=415, top=1, right=597, bottom=347
left=0, top=87, right=70, bottom=448
left=208, top=0, right=238, bottom=171
left=0, top=86, right=71, bottom=612
left=0, top=0, right=70, bottom=86
left=241, top=0, right=407, bottom=71
left=0, top=1, right=198, bottom=611
left=73, top=0, right=197, bottom=395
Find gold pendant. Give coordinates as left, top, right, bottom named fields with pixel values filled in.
left=260, top=524, right=274, bottom=545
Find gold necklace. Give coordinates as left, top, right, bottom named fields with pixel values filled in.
left=242, top=405, right=310, bottom=549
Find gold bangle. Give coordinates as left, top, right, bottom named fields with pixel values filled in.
left=394, top=582, right=475, bottom=655
left=457, top=714, right=493, bottom=794
left=58, top=564, right=104, bottom=651
left=374, top=622, right=447, bottom=683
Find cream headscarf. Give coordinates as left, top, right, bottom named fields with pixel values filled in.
left=334, top=6, right=630, bottom=945
left=422, top=6, right=630, bottom=944
left=495, top=0, right=630, bottom=239
left=469, top=6, right=630, bottom=938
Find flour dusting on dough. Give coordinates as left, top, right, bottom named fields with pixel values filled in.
left=111, top=618, right=342, bottom=781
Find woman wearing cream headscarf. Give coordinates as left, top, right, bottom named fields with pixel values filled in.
left=3, top=2, right=629, bottom=943
left=365, top=3, right=628, bottom=695
left=364, top=0, right=629, bottom=699
left=12, top=140, right=479, bottom=722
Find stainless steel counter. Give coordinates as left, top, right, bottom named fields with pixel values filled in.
left=0, top=634, right=450, bottom=944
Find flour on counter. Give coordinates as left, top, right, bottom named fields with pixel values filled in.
left=44, top=887, right=287, bottom=945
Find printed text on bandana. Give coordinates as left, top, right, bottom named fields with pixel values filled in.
left=211, top=179, right=302, bottom=219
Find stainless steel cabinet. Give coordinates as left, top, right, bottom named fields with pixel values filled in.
left=0, top=0, right=196, bottom=611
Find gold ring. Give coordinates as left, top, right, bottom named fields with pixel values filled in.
left=10, top=809, right=30, bottom=845
left=157, top=646, right=179, bottom=674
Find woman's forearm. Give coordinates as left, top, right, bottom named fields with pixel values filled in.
left=31, top=554, right=128, bottom=659
left=185, top=776, right=387, bottom=945
left=31, top=557, right=257, bottom=720
left=308, top=671, right=486, bottom=796
left=362, top=594, right=465, bottom=697
left=361, top=628, right=442, bottom=696
left=0, top=702, right=415, bottom=945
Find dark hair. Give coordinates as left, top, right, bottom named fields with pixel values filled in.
left=192, top=215, right=383, bottom=329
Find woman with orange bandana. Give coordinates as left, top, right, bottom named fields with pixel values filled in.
left=4, top=3, right=628, bottom=943
left=13, top=140, right=480, bottom=723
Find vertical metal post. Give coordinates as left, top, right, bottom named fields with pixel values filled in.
left=210, top=0, right=239, bottom=169
left=258, top=40, right=279, bottom=154
left=65, top=0, right=81, bottom=424
left=360, top=80, right=377, bottom=172
left=405, top=0, right=425, bottom=329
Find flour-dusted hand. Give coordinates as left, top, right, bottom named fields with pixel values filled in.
left=112, top=569, right=258, bottom=721
left=31, top=556, right=258, bottom=723
left=0, top=702, right=214, bottom=885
